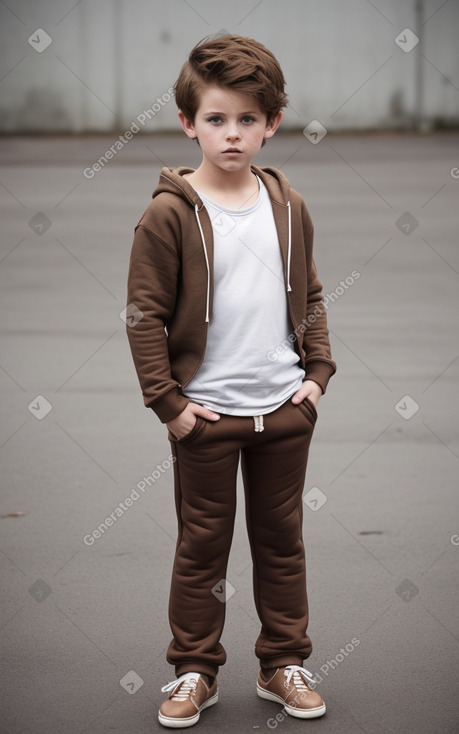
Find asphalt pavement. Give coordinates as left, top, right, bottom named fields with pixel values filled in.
left=1, top=131, right=458, bottom=734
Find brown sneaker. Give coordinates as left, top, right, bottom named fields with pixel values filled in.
left=257, top=665, right=326, bottom=719
left=158, top=672, right=218, bottom=728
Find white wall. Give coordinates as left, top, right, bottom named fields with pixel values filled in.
left=0, top=0, right=458, bottom=132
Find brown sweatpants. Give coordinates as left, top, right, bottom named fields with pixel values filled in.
left=166, top=395, right=318, bottom=679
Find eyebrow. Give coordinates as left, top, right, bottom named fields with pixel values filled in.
left=203, top=110, right=259, bottom=115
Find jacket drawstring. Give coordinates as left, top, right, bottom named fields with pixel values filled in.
left=286, top=200, right=292, bottom=292
left=194, top=204, right=211, bottom=323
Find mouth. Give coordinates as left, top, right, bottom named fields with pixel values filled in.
left=223, top=148, right=242, bottom=154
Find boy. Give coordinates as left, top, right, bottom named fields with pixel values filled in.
left=126, top=34, right=336, bottom=728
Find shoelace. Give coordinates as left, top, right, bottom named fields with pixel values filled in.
left=161, top=672, right=199, bottom=700
left=283, top=665, right=317, bottom=691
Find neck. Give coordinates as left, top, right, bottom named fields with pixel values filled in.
left=193, top=158, right=256, bottom=191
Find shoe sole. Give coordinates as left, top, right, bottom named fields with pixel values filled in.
left=257, top=683, right=326, bottom=719
left=158, top=692, right=218, bottom=728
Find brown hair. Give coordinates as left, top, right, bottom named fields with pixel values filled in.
left=174, top=34, right=288, bottom=124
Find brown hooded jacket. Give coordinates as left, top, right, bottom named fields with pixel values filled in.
left=126, top=165, right=336, bottom=422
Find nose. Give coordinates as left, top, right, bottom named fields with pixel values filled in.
left=225, top=123, right=240, bottom=141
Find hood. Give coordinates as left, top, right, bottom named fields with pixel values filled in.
left=153, top=166, right=202, bottom=207
left=152, top=165, right=292, bottom=207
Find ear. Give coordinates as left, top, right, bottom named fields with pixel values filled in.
left=263, top=110, right=283, bottom=140
left=178, top=110, right=197, bottom=140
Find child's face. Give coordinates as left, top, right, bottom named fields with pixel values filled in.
left=178, top=84, right=282, bottom=173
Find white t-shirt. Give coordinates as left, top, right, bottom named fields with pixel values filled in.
left=184, top=177, right=305, bottom=415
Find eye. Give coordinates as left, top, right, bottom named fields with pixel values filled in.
left=242, top=116, right=255, bottom=124
left=207, top=116, right=222, bottom=124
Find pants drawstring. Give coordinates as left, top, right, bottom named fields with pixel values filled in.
left=253, top=415, right=264, bottom=433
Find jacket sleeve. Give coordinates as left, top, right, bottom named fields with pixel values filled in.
left=301, top=203, right=337, bottom=393
left=126, top=223, right=190, bottom=422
